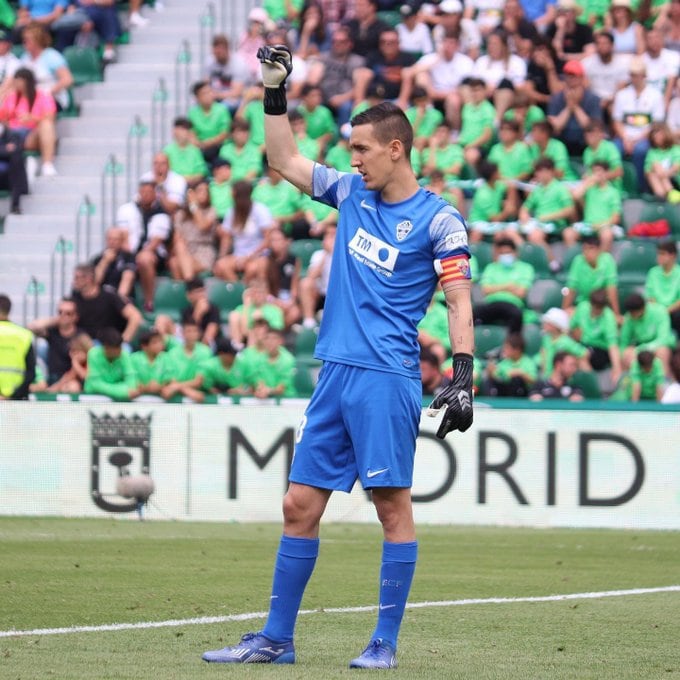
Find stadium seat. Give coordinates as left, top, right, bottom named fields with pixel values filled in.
left=636, top=201, right=680, bottom=238
left=152, top=279, right=189, bottom=321
left=474, top=324, right=507, bottom=358
left=615, top=239, right=658, bottom=284
left=63, top=46, right=103, bottom=86
left=621, top=160, right=640, bottom=198
left=526, top=278, right=564, bottom=313
left=470, top=241, right=492, bottom=272
left=519, top=243, right=551, bottom=278
left=207, top=280, right=245, bottom=321
left=617, top=282, right=644, bottom=310
left=290, top=238, right=322, bottom=276
left=294, top=357, right=322, bottom=398
left=561, top=243, right=582, bottom=273
left=523, top=323, right=542, bottom=356
left=570, top=370, right=601, bottom=399
left=293, top=326, right=319, bottom=357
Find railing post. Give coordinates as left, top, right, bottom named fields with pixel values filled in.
left=199, top=3, right=216, bottom=65
left=75, top=195, right=95, bottom=261
left=50, top=237, right=73, bottom=314
left=22, top=276, right=43, bottom=326
left=174, top=40, right=192, bottom=118
left=151, top=77, right=168, bottom=152
left=126, top=116, right=149, bottom=199
left=101, top=154, right=123, bottom=242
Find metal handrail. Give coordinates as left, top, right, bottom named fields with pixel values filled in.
left=75, top=195, right=95, bottom=262
left=22, top=276, right=43, bottom=326
left=49, top=237, right=73, bottom=315
left=174, top=40, right=192, bottom=118
left=126, top=116, right=149, bottom=199
left=199, top=3, right=216, bottom=65
left=151, top=77, right=169, bottom=152
left=100, top=154, right=123, bottom=241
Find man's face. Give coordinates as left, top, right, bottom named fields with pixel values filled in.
left=379, top=32, right=400, bottom=58
left=153, top=156, right=169, bottom=179
left=212, top=43, right=229, bottom=64
left=582, top=242, right=600, bottom=265
left=595, top=33, right=613, bottom=57
left=104, top=345, right=122, bottom=361
left=147, top=336, right=165, bottom=357
left=106, top=228, right=124, bottom=251
left=657, top=250, right=675, bottom=268
left=138, top=183, right=156, bottom=206
left=72, top=269, right=93, bottom=292
left=350, top=124, right=395, bottom=192
left=558, top=355, right=579, bottom=380
left=183, top=324, right=201, bottom=344
left=331, top=32, right=352, bottom=57
left=57, top=302, right=78, bottom=324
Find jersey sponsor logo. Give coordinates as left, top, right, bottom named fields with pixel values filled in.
left=445, top=230, right=468, bottom=250
left=348, top=228, right=399, bottom=276
left=360, top=198, right=377, bottom=211
left=396, top=219, right=413, bottom=241
left=435, top=254, right=471, bottom=284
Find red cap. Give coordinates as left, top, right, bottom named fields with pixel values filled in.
left=563, top=60, right=585, bottom=76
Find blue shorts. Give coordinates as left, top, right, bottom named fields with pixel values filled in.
left=290, top=361, right=422, bottom=492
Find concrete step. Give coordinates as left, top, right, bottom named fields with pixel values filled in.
left=57, top=117, right=133, bottom=136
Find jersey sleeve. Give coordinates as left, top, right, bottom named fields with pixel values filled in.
left=311, top=164, right=358, bottom=210
left=430, top=207, right=472, bottom=283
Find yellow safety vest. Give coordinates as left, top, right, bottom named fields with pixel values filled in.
left=0, top=320, right=33, bottom=397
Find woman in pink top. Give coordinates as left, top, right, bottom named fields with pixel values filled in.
left=0, top=67, right=58, bottom=177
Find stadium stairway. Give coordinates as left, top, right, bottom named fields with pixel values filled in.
left=0, top=0, right=255, bottom=322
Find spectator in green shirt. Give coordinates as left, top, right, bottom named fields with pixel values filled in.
left=539, top=307, right=590, bottom=375
left=519, top=157, right=576, bottom=271
left=228, top=279, right=285, bottom=350
left=487, top=119, right=535, bottom=181
left=234, top=83, right=266, bottom=148
left=201, top=337, right=249, bottom=395
left=582, top=120, right=623, bottom=191
left=644, top=122, right=680, bottom=201
left=297, top=83, right=338, bottom=157
left=252, top=161, right=305, bottom=238
left=645, top=240, right=680, bottom=339
left=484, top=331, right=538, bottom=397
left=324, top=128, right=353, bottom=174
left=130, top=328, right=168, bottom=398
left=620, top=292, right=675, bottom=375
left=570, top=288, right=622, bottom=383
left=459, top=78, right=496, bottom=169
left=423, top=169, right=464, bottom=214
left=84, top=328, right=140, bottom=401
left=163, top=118, right=209, bottom=186
left=418, top=291, right=450, bottom=367
left=571, top=161, right=622, bottom=252
left=289, top=109, right=320, bottom=162
left=628, top=350, right=666, bottom=402
left=474, top=237, right=535, bottom=333
left=250, top=327, right=297, bottom=399
left=232, top=317, right=270, bottom=388
left=188, top=81, right=231, bottom=164
left=405, top=85, right=444, bottom=153
left=218, top=117, right=263, bottom=181
left=529, top=350, right=586, bottom=401
left=527, top=120, right=573, bottom=180
left=421, top=122, right=464, bottom=182
left=209, top=158, right=233, bottom=220
left=504, top=91, right=546, bottom=138
left=562, top=233, right=619, bottom=315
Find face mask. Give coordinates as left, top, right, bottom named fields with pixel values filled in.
left=498, top=253, right=516, bottom=267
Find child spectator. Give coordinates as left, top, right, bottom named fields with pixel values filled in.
left=83, top=327, right=139, bottom=401
left=262, top=228, right=302, bottom=330
left=160, top=318, right=212, bottom=402
left=130, top=328, right=168, bottom=398
left=484, top=331, right=538, bottom=397
left=234, top=83, right=266, bottom=148
left=421, top=122, right=464, bottom=181
left=324, top=124, right=353, bottom=173
left=467, top=161, right=518, bottom=241
left=644, top=240, right=680, bottom=339
left=188, top=81, right=231, bottom=164
left=519, top=157, right=576, bottom=269
left=181, top=277, right=222, bottom=348
left=252, top=161, right=305, bottom=237
left=644, top=122, right=680, bottom=201
left=405, top=85, right=444, bottom=152
left=570, top=288, right=622, bottom=383
left=250, top=327, right=297, bottom=399
left=527, top=120, right=573, bottom=180
left=581, top=120, right=624, bottom=193
left=458, top=77, right=496, bottom=169
left=232, top=317, right=270, bottom=389
left=298, top=225, right=335, bottom=328
left=419, top=346, right=452, bottom=397
left=487, top=119, right=534, bottom=182
left=288, top=109, right=320, bottom=162
left=562, top=234, right=619, bottom=314
left=46, top=332, right=91, bottom=394
left=529, top=350, right=585, bottom=401
left=504, top=91, right=547, bottom=138
left=628, top=350, right=666, bottom=402
left=539, top=307, right=590, bottom=375
left=163, top=117, right=209, bottom=185
left=296, top=83, right=337, bottom=157
left=201, top=337, right=248, bottom=395
left=228, top=279, right=285, bottom=350
left=571, top=161, right=623, bottom=252
left=209, top=158, right=233, bottom=221
left=423, top=169, right=464, bottom=213
left=217, top=117, right=263, bottom=181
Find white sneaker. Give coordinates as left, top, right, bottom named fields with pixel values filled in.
left=154, top=1, right=165, bottom=12
left=25, top=155, right=38, bottom=187
left=129, top=11, right=148, bottom=27
left=102, top=47, right=116, bottom=62
left=41, top=161, right=57, bottom=178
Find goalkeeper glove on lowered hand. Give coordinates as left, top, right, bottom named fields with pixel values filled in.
left=256, top=44, right=293, bottom=115
left=426, top=353, right=474, bottom=439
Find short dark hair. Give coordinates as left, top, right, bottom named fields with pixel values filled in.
left=531, top=120, right=553, bottom=135
left=419, top=346, right=440, bottom=368
left=99, top=327, right=123, bottom=347
left=637, top=350, right=654, bottom=370
left=192, top=80, right=209, bottom=96
left=499, top=119, right=521, bottom=134
left=624, top=292, right=645, bottom=313
left=215, top=337, right=237, bottom=355
left=534, top=157, right=556, bottom=172
left=589, top=289, right=608, bottom=308
left=657, top=239, right=678, bottom=256
left=0, top=294, right=10, bottom=315
left=591, top=160, right=610, bottom=171
left=186, top=276, right=205, bottom=293
left=350, top=102, right=414, bottom=157
left=493, top=237, right=517, bottom=251
left=582, top=234, right=601, bottom=247
left=553, top=350, right=573, bottom=366
left=139, top=328, right=162, bottom=347
left=477, top=160, right=499, bottom=182
left=173, top=117, right=193, bottom=130
left=231, top=117, right=250, bottom=132
left=505, top=332, right=525, bottom=352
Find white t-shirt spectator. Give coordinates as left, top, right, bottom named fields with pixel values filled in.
left=308, top=247, right=332, bottom=296
left=115, top=203, right=173, bottom=256
left=612, top=84, right=665, bottom=139
left=472, top=53, right=527, bottom=87
left=467, top=0, right=505, bottom=32
left=222, top=201, right=273, bottom=257
left=581, top=53, right=631, bottom=102
left=21, top=47, right=70, bottom=109
left=140, top=170, right=187, bottom=208
left=415, top=50, right=475, bottom=91
left=396, top=21, right=434, bottom=56
left=643, top=49, right=680, bottom=97
left=432, top=19, right=481, bottom=56
left=0, top=50, right=20, bottom=86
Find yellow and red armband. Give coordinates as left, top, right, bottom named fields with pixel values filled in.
left=434, top=255, right=471, bottom=285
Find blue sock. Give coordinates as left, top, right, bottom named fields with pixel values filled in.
left=261, top=535, right=319, bottom=643
left=371, top=541, right=418, bottom=648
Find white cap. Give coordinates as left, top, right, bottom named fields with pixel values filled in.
left=542, top=307, right=569, bottom=332
left=248, top=7, right=269, bottom=23
left=439, top=0, right=463, bottom=13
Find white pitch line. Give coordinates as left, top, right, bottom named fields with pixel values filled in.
left=1, top=585, right=679, bottom=639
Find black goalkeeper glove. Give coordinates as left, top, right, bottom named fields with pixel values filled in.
left=427, top=353, right=474, bottom=439
left=256, top=44, right=293, bottom=115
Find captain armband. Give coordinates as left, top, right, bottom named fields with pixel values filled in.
left=434, top=255, right=472, bottom=286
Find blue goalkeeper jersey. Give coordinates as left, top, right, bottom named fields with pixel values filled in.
left=311, top=164, right=470, bottom=378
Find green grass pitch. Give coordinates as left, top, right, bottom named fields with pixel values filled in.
left=1, top=517, right=679, bottom=679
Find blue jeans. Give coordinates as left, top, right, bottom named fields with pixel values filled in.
left=614, top=136, right=649, bottom=193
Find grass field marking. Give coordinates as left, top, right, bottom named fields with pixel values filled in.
left=2, top=585, right=679, bottom=639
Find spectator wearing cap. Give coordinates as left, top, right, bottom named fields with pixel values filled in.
left=236, top=7, right=271, bottom=86
left=203, top=34, right=249, bottom=112
left=163, top=117, right=208, bottom=185
left=342, top=0, right=391, bottom=58
left=539, top=307, right=590, bottom=376
left=612, top=56, right=665, bottom=189
left=209, top=157, right=233, bottom=221
left=188, top=80, right=231, bottom=165
left=396, top=2, right=434, bottom=56
left=582, top=30, right=631, bottom=119
left=430, top=0, right=482, bottom=58
left=642, top=28, right=680, bottom=113
left=547, top=0, right=595, bottom=61
left=547, top=58, right=602, bottom=155
left=608, top=0, right=645, bottom=56
left=0, top=28, right=19, bottom=102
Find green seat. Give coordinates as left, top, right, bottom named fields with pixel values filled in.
left=377, top=9, right=401, bottom=27
left=294, top=357, right=322, bottom=398
left=470, top=241, right=493, bottom=271
left=207, top=280, right=245, bottom=321
left=615, top=239, right=658, bottom=284
left=621, top=160, right=640, bottom=198
left=527, top=278, right=564, bottom=313
left=617, top=282, right=644, bottom=310
left=63, top=46, right=103, bottom=86
left=152, top=279, right=189, bottom=321
left=561, top=243, right=582, bottom=273
left=570, top=370, right=601, bottom=399
left=293, top=326, right=319, bottom=357
left=637, top=201, right=680, bottom=238
left=519, top=243, right=551, bottom=278
left=290, top=238, right=322, bottom=276
left=474, top=324, right=507, bottom=359
left=523, top=323, right=542, bottom=356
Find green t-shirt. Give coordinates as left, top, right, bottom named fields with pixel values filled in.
left=644, top=146, right=680, bottom=183
left=566, top=251, right=618, bottom=304
left=298, top=104, right=337, bottom=141
left=620, top=302, right=676, bottom=350
left=488, top=141, right=534, bottom=180
left=468, top=180, right=507, bottom=223
left=583, top=183, right=622, bottom=225
left=209, top=179, right=233, bottom=219
left=630, top=356, right=666, bottom=400
left=263, top=0, right=304, bottom=24
left=201, top=355, right=241, bottom=392
left=233, top=346, right=265, bottom=387
left=295, top=134, right=320, bottom=162
left=645, top=264, right=680, bottom=309
left=418, top=300, right=450, bottom=352
left=540, top=334, right=588, bottom=375
left=187, top=102, right=231, bottom=142
left=406, top=105, right=444, bottom=142
left=162, top=343, right=212, bottom=383
left=325, top=142, right=353, bottom=173
left=0, top=2, right=15, bottom=27
left=252, top=178, right=302, bottom=220
left=300, top=192, right=337, bottom=223
left=421, top=143, right=464, bottom=180
left=218, top=141, right=263, bottom=180
left=528, top=138, right=573, bottom=180
left=250, top=347, right=297, bottom=397
left=241, top=100, right=266, bottom=147
left=495, top=355, right=538, bottom=383
left=84, top=346, right=137, bottom=400
left=130, top=350, right=169, bottom=386
left=582, top=140, right=623, bottom=191
left=458, top=100, right=496, bottom=147
left=234, top=303, right=285, bottom=331
left=505, top=105, right=546, bottom=135
left=523, top=179, right=574, bottom=227
left=163, top=141, right=208, bottom=179
left=481, top=260, right=536, bottom=308
left=570, top=301, right=619, bottom=350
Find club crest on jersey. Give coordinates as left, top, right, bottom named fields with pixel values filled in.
left=396, top=220, right=413, bottom=241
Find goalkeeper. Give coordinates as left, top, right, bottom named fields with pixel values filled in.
left=203, top=45, right=474, bottom=670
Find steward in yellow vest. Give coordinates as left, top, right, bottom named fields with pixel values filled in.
left=0, top=294, right=36, bottom=400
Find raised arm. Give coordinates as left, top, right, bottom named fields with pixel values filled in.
left=257, top=45, right=316, bottom=195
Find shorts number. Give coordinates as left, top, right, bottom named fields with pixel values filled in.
left=295, top=415, right=308, bottom=444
